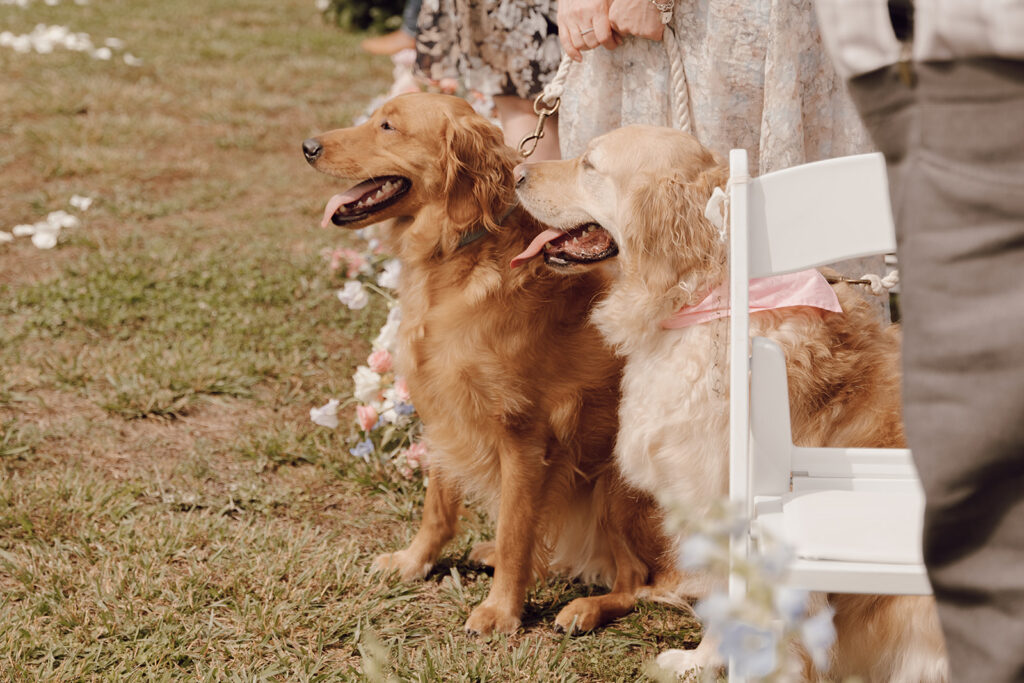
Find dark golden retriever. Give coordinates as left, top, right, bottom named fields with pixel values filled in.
left=302, top=94, right=687, bottom=635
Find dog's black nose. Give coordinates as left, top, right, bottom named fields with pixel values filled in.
left=302, top=138, right=323, bottom=163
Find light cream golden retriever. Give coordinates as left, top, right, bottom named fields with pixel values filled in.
left=512, top=125, right=948, bottom=681
left=302, top=95, right=687, bottom=636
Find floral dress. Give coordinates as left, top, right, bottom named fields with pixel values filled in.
left=557, top=0, right=871, bottom=173
left=415, top=0, right=561, bottom=99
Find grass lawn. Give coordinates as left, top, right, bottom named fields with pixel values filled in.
left=0, top=0, right=699, bottom=679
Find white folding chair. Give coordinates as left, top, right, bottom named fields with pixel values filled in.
left=726, top=150, right=931, bottom=681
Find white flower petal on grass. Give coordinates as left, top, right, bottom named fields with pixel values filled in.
left=0, top=231, right=13, bottom=243
left=103, top=37, right=124, bottom=49
left=92, top=46, right=112, bottom=60
left=309, top=398, right=340, bottom=429
left=69, top=194, right=93, bottom=210
left=337, top=280, right=369, bottom=310
left=123, top=52, right=142, bottom=66
left=352, top=366, right=382, bottom=404
left=46, top=210, right=80, bottom=229
left=12, top=224, right=35, bottom=237
left=31, top=229, right=59, bottom=249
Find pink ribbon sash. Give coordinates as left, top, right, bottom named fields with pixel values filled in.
left=661, top=269, right=843, bottom=330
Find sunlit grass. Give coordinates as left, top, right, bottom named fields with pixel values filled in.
left=0, top=0, right=701, bottom=678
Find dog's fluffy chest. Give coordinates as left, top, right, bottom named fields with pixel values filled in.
left=615, top=322, right=731, bottom=511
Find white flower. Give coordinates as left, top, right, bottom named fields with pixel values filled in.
left=0, top=231, right=12, bottom=243
left=11, top=224, right=35, bottom=237
left=337, top=280, right=369, bottom=310
left=352, top=366, right=382, bottom=404
left=103, top=37, right=124, bottom=49
left=376, top=258, right=402, bottom=290
left=123, top=53, right=142, bottom=66
left=372, top=305, right=401, bottom=352
left=92, top=46, right=112, bottom=60
left=309, top=398, right=340, bottom=429
left=46, top=210, right=79, bottom=229
left=69, top=194, right=93, bottom=210
left=315, top=0, right=329, bottom=10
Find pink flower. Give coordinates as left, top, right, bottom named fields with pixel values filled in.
left=356, top=404, right=378, bottom=432
left=404, top=441, right=428, bottom=469
left=439, top=78, right=458, bottom=94
left=367, top=349, right=393, bottom=374
left=329, top=248, right=368, bottom=279
left=394, top=376, right=411, bottom=402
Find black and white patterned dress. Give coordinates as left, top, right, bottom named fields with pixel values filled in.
left=415, top=0, right=561, bottom=99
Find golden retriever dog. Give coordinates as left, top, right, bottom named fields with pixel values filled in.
left=301, top=94, right=685, bottom=636
left=512, top=125, right=948, bottom=681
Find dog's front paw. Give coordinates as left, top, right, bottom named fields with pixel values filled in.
left=464, top=602, right=521, bottom=636
left=654, top=641, right=721, bottom=679
left=468, top=541, right=496, bottom=568
left=554, top=598, right=603, bottom=633
left=372, top=549, right=432, bottom=581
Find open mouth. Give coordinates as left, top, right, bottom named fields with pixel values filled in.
left=321, top=176, right=411, bottom=227
left=510, top=223, right=618, bottom=269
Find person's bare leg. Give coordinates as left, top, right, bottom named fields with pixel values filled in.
left=493, top=95, right=561, bottom=161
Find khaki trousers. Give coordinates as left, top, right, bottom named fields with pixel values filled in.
left=848, top=59, right=1024, bottom=682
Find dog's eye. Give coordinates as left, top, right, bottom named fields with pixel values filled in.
left=380, top=120, right=394, bottom=131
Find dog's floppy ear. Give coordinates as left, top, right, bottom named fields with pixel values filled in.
left=441, top=112, right=516, bottom=240
left=624, top=163, right=730, bottom=313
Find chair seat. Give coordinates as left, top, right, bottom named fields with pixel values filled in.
left=756, top=489, right=925, bottom=565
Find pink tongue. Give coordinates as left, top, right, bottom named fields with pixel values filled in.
left=320, top=179, right=381, bottom=227
left=510, top=229, right=565, bottom=269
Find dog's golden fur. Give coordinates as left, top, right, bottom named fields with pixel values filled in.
left=514, top=125, right=947, bottom=681
left=304, top=94, right=679, bottom=635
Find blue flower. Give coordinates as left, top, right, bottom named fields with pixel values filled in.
left=395, top=402, right=415, bottom=416
left=349, top=439, right=375, bottom=461
left=773, top=586, right=809, bottom=625
left=800, top=607, right=837, bottom=671
left=717, top=621, right=779, bottom=678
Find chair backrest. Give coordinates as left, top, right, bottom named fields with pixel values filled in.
left=727, top=150, right=897, bottom=517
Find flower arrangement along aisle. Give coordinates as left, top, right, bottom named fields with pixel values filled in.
left=310, top=224, right=428, bottom=483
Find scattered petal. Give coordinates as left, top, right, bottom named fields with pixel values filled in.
left=31, top=230, right=58, bottom=249
left=69, top=194, right=93, bottom=210
left=0, top=231, right=12, bottom=243
left=11, top=224, right=35, bottom=237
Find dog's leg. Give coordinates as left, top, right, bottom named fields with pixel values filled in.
left=554, top=540, right=647, bottom=633
left=464, top=440, right=546, bottom=636
left=373, top=468, right=461, bottom=581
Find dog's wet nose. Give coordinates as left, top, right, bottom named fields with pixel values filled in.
left=302, top=138, right=323, bottom=163
left=513, top=163, right=527, bottom=187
